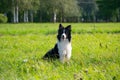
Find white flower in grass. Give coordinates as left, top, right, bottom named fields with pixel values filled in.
left=23, top=59, right=28, bottom=63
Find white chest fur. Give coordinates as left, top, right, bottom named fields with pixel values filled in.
left=57, top=39, right=72, bottom=63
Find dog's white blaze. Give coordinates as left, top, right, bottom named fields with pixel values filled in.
left=62, top=33, right=66, bottom=38
left=57, top=39, right=72, bottom=63
left=61, top=29, right=66, bottom=39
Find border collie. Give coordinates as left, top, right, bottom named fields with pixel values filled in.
left=43, top=24, right=72, bottom=63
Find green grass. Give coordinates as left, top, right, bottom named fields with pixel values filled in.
left=0, top=23, right=120, bottom=80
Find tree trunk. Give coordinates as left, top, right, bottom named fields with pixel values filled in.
left=118, top=9, right=120, bottom=21
left=24, top=11, right=26, bottom=22
left=64, top=18, right=66, bottom=22
left=26, top=11, right=28, bottom=22
left=12, top=0, right=16, bottom=23
left=24, top=10, right=29, bottom=22
left=16, top=5, right=19, bottom=23
left=12, top=5, right=19, bottom=23
left=30, top=10, right=33, bottom=22
left=60, top=16, right=62, bottom=23
left=93, top=15, right=96, bottom=22
left=53, top=11, right=56, bottom=23
left=13, top=7, right=16, bottom=23
left=77, top=17, right=80, bottom=22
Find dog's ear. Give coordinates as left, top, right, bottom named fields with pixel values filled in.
left=59, top=24, right=63, bottom=29
left=66, top=25, right=71, bottom=30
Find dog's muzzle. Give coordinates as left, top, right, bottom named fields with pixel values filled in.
left=61, top=33, right=66, bottom=40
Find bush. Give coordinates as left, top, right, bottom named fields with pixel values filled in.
left=0, top=13, right=8, bottom=23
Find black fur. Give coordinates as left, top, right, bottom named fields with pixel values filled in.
left=43, top=24, right=71, bottom=60
left=43, top=44, right=59, bottom=59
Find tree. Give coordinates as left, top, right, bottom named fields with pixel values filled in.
left=12, top=0, right=20, bottom=23
left=0, top=0, right=13, bottom=22
left=15, top=0, right=40, bottom=22
left=59, top=0, right=80, bottom=22
left=19, top=0, right=33, bottom=22
left=30, top=0, right=40, bottom=22
left=40, top=0, right=61, bottom=22
left=0, top=0, right=21, bottom=23
left=78, top=0, right=98, bottom=22
left=40, top=0, right=80, bottom=22
left=0, top=0, right=12, bottom=13
left=97, top=0, right=120, bottom=22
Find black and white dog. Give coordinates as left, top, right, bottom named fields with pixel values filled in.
left=43, top=24, right=72, bottom=63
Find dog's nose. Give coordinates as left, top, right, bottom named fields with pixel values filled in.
left=62, top=35, right=65, bottom=39
left=61, top=34, right=66, bottom=39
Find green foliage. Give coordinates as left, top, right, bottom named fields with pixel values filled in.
left=0, top=0, right=120, bottom=22
left=40, top=0, right=80, bottom=22
left=0, top=13, right=8, bottom=23
left=78, top=0, right=98, bottom=21
left=19, top=0, right=40, bottom=11
left=0, top=0, right=12, bottom=13
left=96, top=0, right=120, bottom=21
left=0, top=23, right=120, bottom=80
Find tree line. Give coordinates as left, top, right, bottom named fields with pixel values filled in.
left=0, top=0, right=120, bottom=23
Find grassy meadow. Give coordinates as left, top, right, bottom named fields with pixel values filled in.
left=0, top=23, right=120, bottom=80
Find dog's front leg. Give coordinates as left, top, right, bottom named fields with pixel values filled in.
left=66, top=52, right=71, bottom=62
left=60, top=54, right=65, bottom=63
left=66, top=47, right=72, bottom=62
left=59, top=50, right=65, bottom=63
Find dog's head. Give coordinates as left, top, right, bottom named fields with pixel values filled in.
left=57, top=24, right=71, bottom=42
